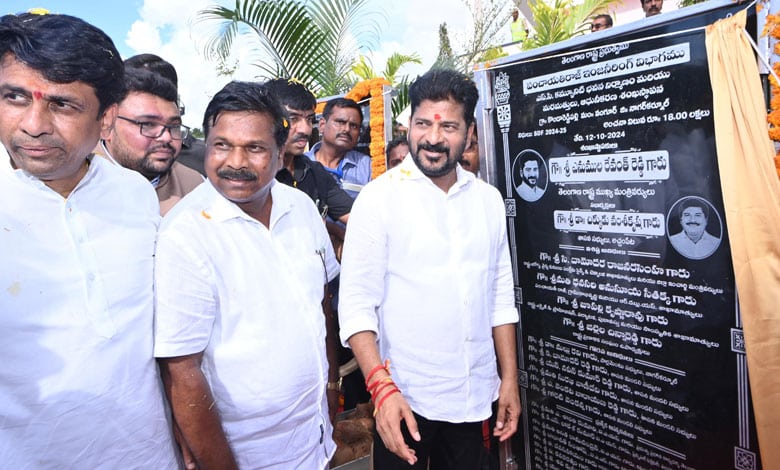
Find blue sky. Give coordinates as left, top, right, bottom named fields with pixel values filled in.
left=3, top=1, right=142, bottom=57
left=0, top=1, right=490, bottom=127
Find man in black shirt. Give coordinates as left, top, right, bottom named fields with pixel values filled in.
left=267, top=78, right=352, bottom=223
left=267, top=79, right=369, bottom=411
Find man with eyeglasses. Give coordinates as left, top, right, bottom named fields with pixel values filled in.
left=100, top=67, right=202, bottom=215
left=306, top=97, right=372, bottom=199
left=590, top=14, right=613, bottom=32
left=125, top=53, right=208, bottom=176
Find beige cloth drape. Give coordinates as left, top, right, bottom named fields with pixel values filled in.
left=707, top=9, right=780, bottom=467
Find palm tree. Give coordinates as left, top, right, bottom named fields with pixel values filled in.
left=523, top=0, right=618, bottom=49
left=350, top=52, right=422, bottom=119
left=351, top=52, right=421, bottom=85
left=199, top=0, right=382, bottom=96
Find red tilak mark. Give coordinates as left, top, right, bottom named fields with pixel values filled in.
left=33, top=91, right=43, bottom=100
left=434, top=113, right=441, bottom=120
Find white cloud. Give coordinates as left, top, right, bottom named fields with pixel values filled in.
left=377, top=0, right=472, bottom=77
left=124, top=0, right=480, bottom=128
left=125, top=21, right=161, bottom=51
left=125, top=0, right=257, bottom=129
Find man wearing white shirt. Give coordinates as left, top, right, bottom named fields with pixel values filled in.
left=0, top=12, right=177, bottom=468
left=515, top=151, right=544, bottom=202
left=669, top=197, right=720, bottom=259
left=339, top=69, right=521, bottom=469
left=154, top=81, right=339, bottom=469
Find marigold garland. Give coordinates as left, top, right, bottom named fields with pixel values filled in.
left=345, top=78, right=391, bottom=178
left=313, top=79, right=391, bottom=178
left=764, top=11, right=780, bottom=178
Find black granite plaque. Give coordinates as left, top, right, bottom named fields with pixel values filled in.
left=488, top=4, right=761, bottom=469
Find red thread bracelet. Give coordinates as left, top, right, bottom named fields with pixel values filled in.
left=365, top=360, right=390, bottom=386
left=373, top=388, right=401, bottom=415
left=370, top=381, right=398, bottom=401
left=366, top=376, right=393, bottom=395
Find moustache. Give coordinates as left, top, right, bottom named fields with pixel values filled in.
left=336, top=132, right=353, bottom=141
left=217, top=168, right=258, bottom=181
left=418, top=143, right=450, bottom=154
left=291, top=133, right=309, bottom=142
left=146, top=143, right=175, bottom=155
left=12, top=136, right=63, bottom=148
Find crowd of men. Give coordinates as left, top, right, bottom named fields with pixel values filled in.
left=588, top=0, right=664, bottom=33
left=0, top=10, right=519, bottom=470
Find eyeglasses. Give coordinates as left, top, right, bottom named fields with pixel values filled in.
left=117, top=116, right=190, bottom=140
left=591, top=21, right=609, bottom=31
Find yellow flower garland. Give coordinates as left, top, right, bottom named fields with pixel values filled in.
left=763, top=8, right=780, bottom=178
left=313, top=78, right=390, bottom=177
left=346, top=78, right=391, bottom=178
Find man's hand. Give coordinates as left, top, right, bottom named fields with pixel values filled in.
left=346, top=331, right=422, bottom=465
left=172, top=421, right=197, bottom=469
left=158, top=355, right=238, bottom=470
left=493, top=378, right=520, bottom=441
left=374, top=391, right=420, bottom=465
left=492, top=323, right=520, bottom=441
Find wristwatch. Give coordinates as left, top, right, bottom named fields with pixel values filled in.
left=326, top=378, right=342, bottom=391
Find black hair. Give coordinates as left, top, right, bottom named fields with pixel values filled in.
left=264, top=78, right=316, bottom=111
left=409, top=68, right=478, bottom=126
left=121, top=68, right=178, bottom=104
left=0, top=13, right=124, bottom=114
left=593, top=14, right=613, bottom=27
left=468, top=125, right=479, bottom=149
left=678, top=197, right=709, bottom=220
left=386, top=136, right=409, bottom=158
left=203, top=80, right=289, bottom=148
left=322, top=97, right=363, bottom=123
left=124, top=53, right=178, bottom=87
left=519, top=150, right=541, bottom=167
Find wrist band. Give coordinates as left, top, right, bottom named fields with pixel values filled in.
left=373, top=388, right=401, bottom=416
left=365, top=359, right=391, bottom=386
left=370, top=381, right=397, bottom=401
left=366, top=376, right=393, bottom=395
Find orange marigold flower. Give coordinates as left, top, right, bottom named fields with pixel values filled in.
left=344, top=78, right=392, bottom=176
left=775, top=152, right=780, bottom=179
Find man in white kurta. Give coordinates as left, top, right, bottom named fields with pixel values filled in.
left=0, top=12, right=176, bottom=468
left=669, top=198, right=720, bottom=260
left=339, top=69, right=520, bottom=469
left=0, top=155, right=178, bottom=468
left=339, top=159, right=518, bottom=421
left=154, top=180, right=338, bottom=468
left=154, top=80, right=338, bottom=469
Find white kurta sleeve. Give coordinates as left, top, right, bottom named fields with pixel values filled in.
left=489, top=187, right=520, bottom=327
left=153, top=219, right=218, bottom=358
left=338, top=182, right=388, bottom=347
